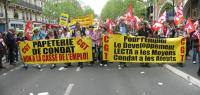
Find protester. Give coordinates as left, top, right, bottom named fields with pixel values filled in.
left=0, top=33, right=6, bottom=69
left=32, top=28, right=43, bottom=69
left=15, top=31, right=28, bottom=69
left=86, top=26, right=96, bottom=65
left=72, top=22, right=83, bottom=68
left=61, top=27, right=73, bottom=68
left=40, top=26, right=47, bottom=40
left=95, top=28, right=104, bottom=66
left=137, top=22, right=152, bottom=67
left=117, top=19, right=129, bottom=68
left=191, top=26, right=200, bottom=64
left=15, top=31, right=24, bottom=62
left=45, top=30, right=57, bottom=69
left=6, top=29, right=17, bottom=65
left=192, top=26, right=200, bottom=76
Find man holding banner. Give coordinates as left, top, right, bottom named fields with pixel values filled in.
left=137, top=22, right=152, bottom=67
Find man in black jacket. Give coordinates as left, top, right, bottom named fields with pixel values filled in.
left=137, top=22, right=152, bottom=67
left=6, top=29, right=17, bottom=65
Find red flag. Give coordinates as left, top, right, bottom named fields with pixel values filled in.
left=124, top=1, right=136, bottom=22
left=185, top=17, right=195, bottom=33
left=152, top=22, right=163, bottom=31
left=24, top=21, right=32, bottom=40
left=174, top=3, right=184, bottom=25
left=194, top=20, right=199, bottom=29
left=158, top=11, right=166, bottom=23
left=107, top=18, right=112, bottom=34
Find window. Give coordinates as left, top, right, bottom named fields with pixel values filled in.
left=22, top=11, right=25, bottom=20
left=0, top=4, right=4, bottom=17
left=13, top=9, right=19, bottom=19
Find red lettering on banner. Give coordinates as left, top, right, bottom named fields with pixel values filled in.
left=68, top=53, right=88, bottom=60
left=181, top=47, right=185, bottom=53
left=103, top=35, right=109, bottom=60
left=42, top=54, right=57, bottom=62
left=104, top=53, right=108, bottom=59
left=104, top=44, right=109, bottom=52
left=104, top=36, right=109, bottom=42
left=59, top=54, right=65, bottom=61
left=77, top=39, right=89, bottom=50
left=22, top=44, right=30, bottom=54
left=23, top=55, right=31, bottom=62
left=180, top=38, right=186, bottom=62
left=181, top=38, right=186, bottom=45
left=181, top=55, right=184, bottom=61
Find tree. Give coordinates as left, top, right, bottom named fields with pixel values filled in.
left=83, top=6, right=95, bottom=15
left=42, top=0, right=94, bottom=23
left=101, top=0, right=146, bottom=21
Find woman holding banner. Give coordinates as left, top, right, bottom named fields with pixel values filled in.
left=61, top=27, right=73, bottom=68
left=46, top=30, right=57, bottom=69
left=72, top=22, right=83, bottom=68
left=95, top=28, right=104, bottom=66
left=32, top=28, right=43, bottom=69
left=86, top=26, right=96, bottom=66
left=117, top=19, right=128, bottom=69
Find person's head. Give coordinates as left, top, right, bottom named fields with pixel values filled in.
left=76, top=22, right=81, bottom=30
left=89, top=26, right=94, bottom=32
left=9, top=29, right=16, bottom=34
left=140, top=22, right=145, bottom=29
left=48, top=30, right=54, bottom=37
left=17, top=32, right=23, bottom=37
left=41, top=26, right=46, bottom=30
left=33, top=29, right=40, bottom=36
left=62, top=27, right=69, bottom=33
left=179, top=24, right=185, bottom=31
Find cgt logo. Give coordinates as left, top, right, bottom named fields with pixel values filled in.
left=22, top=44, right=30, bottom=54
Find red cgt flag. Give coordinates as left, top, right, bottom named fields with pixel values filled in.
left=152, top=22, right=163, bottom=31
left=107, top=18, right=112, bottom=34
left=174, top=3, right=184, bottom=25
left=194, top=20, right=199, bottom=29
left=24, top=21, right=32, bottom=40
left=185, top=17, right=195, bottom=33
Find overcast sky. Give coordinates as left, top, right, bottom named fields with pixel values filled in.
left=79, top=0, right=109, bottom=15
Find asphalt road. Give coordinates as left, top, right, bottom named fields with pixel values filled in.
left=0, top=63, right=200, bottom=95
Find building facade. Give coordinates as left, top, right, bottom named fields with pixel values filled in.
left=0, top=0, right=44, bottom=32
left=150, top=0, right=200, bottom=22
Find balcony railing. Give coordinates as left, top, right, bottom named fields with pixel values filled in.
left=11, top=0, right=42, bottom=12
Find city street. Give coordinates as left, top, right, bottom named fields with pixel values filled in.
left=0, top=63, right=200, bottom=95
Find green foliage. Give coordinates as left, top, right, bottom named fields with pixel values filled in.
left=42, top=0, right=94, bottom=22
left=83, top=6, right=95, bottom=15
left=101, top=0, right=147, bottom=21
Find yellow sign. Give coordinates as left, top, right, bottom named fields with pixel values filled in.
left=103, top=34, right=186, bottom=63
left=71, top=14, right=94, bottom=27
left=19, top=37, right=92, bottom=64
left=59, top=13, right=69, bottom=26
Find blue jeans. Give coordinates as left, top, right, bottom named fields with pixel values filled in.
left=192, top=47, right=200, bottom=63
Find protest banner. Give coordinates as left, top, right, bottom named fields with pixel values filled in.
left=71, top=14, right=94, bottom=27
left=59, top=13, right=69, bottom=26
left=103, top=34, right=186, bottom=63
left=19, top=37, right=92, bottom=64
